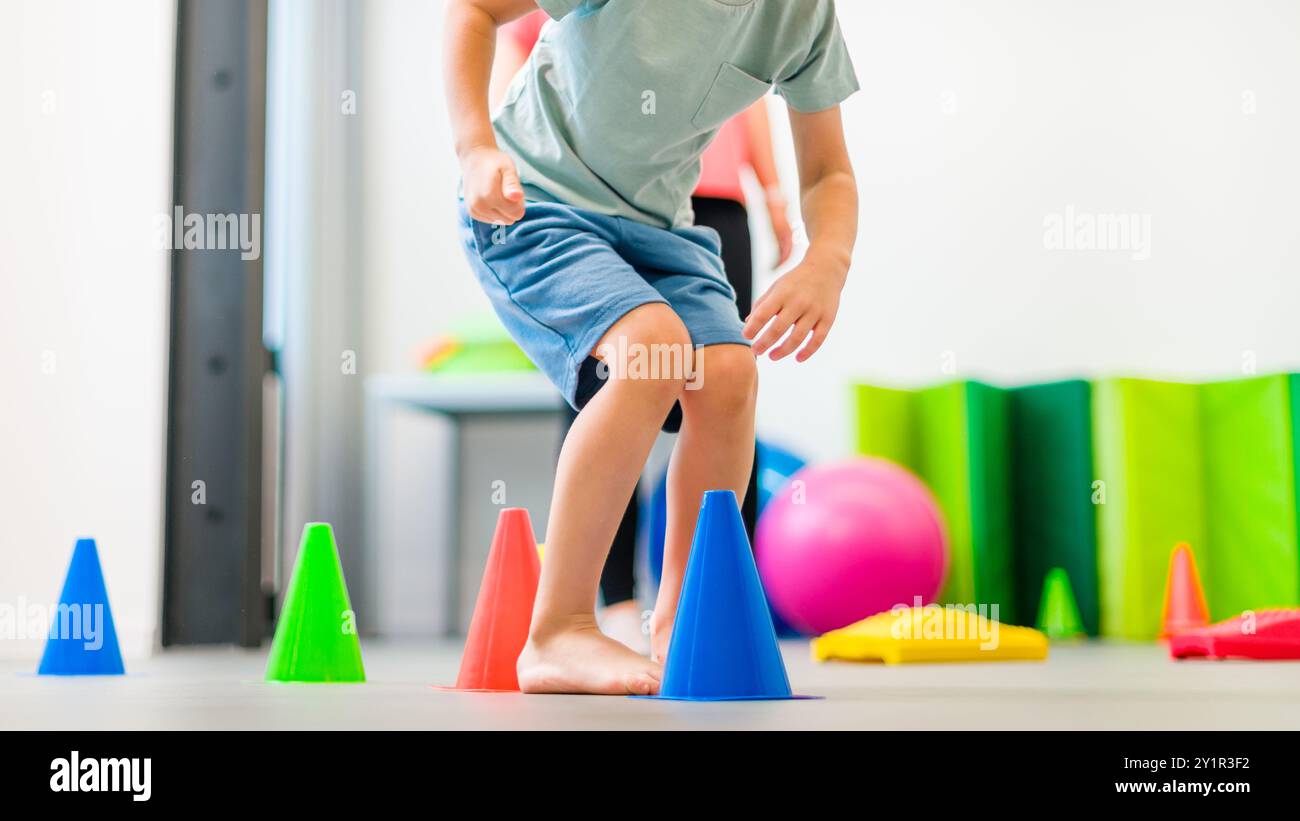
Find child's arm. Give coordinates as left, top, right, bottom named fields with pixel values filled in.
left=443, top=0, right=539, bottom=225
left=742, top=105, right=857, bottom=362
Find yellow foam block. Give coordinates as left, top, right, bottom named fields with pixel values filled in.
left=811, top=606, right=1049, bottom=664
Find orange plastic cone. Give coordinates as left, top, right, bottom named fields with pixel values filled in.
left=1160, top=542, right=1209, bottom=638
left=448, top=508, right=541, bottom=691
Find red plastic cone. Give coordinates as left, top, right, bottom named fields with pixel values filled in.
left=449, top=508, right=541, bottom=691
left=1160, top=542, right=1209, bottom=638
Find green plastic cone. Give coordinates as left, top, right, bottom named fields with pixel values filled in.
left=1036, top=567, right=1086, bottom=640
left=266, top=523, right=366, bottom=682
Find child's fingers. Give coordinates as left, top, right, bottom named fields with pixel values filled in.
left=470, top=203, right=513, bottom=225
left=467, top=182, right=514, bottom=222
left=500, top=165, right=525, bottom=201
left=477, top=189, right=524, bottom=224
left=496, top=166, right=526, bottom=223
left=751, top=311, right=793, bottom=356
left=498, top=197, right=526, bottom=222
left=795, top=322, right=830, bottom=362
left=767, top=316, right=814, bottom=361
left=743, top=292, right=780, bottom=341
left=750, top=285, right=777, bottom=318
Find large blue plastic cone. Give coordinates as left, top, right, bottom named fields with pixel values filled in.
left=649, top=490, right=802, bottom=700
left=38, top=538, right=125, bottom=676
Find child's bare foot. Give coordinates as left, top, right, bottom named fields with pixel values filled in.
left=518, top=616, right=662, bottom=695
left=598, top=600, right=650, bottom=655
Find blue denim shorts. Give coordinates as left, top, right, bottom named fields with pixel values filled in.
left=458, top=200, right=749, bottom=410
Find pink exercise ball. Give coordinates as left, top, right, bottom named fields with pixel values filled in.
left=755, top=457, right=949, bottom=636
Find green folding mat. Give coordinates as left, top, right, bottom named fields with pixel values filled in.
left=1094, top=375, right=1300, bottom=639
left=855, top=381, right=1015, bottom=620
left=1092, top=378, right=1206, bottom=640
left=1294, top=374, right=1300, bottom=573
left=1199, top=374, right=1300, bottom=619
left=1008, top=380, right=1100, bottom=635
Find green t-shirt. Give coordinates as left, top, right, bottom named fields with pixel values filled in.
left=493, top=0, right=859, bottom=228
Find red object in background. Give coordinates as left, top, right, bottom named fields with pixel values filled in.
left=505, top=8, right=547, bottom=53
left=1170, top=610, right=1300, bottom=660
left=446, top=508, right=541, bottom=691
left=1160, top=542, right=1209, bottom=638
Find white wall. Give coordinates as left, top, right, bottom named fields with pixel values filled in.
left=0, top=0, right=175, bottom=658
left=362, top=0, right=494, bottom=376
left=360, top=0, right=1300, bottom=466
left=758, top=0, right=1300, bottom=460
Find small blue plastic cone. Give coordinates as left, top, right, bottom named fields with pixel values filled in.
left=38, top=538, right=125, bottom=676
left=650, top=490, right=800, bottom=700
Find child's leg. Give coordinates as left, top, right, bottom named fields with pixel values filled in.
left=517, top=304, right=689, bottom=695
left=594, top=493, right=649, bottom=654
left=649, top=343, right=758, bottom=663
left=557, top=403, right=648, bottom=653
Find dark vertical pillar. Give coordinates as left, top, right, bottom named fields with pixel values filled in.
left=162, top=0, right=270, bottom=646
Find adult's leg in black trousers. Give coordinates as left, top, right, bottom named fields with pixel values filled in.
left=690, top=196, right=760, bottom=549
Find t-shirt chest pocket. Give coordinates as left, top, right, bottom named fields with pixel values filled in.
left=691, top=62, right=772, bottom=131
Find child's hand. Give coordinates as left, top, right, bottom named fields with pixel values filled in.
left=742, top=250, right=846, bottom=362
left=461, top=146, right=526, bottom=225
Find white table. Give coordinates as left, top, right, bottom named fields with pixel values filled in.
left=364, top=372, right=564, bottom=635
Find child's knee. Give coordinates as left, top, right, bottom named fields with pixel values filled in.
left=597, top=303, right=691, bottom=350
left=682, top=344, right=757, bottom=416
left=593, top=303, right=691, bottom=401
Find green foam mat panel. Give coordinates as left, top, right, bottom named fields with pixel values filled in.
left=1093, top=375, right=1300, bottom=638
left=964, top=382, right=1014, bottom=620
left=1008, top=380, right=1100, bottom=635
left=1093, top=378, right=1206, bottom=640
left=1200, top=374, right=1300, bottom=619
left=857, top=373, right=1300, bottom=642
left=1293, top=374, right=1300, bottom=586
left=855, top=381, right=1015, bottom=621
